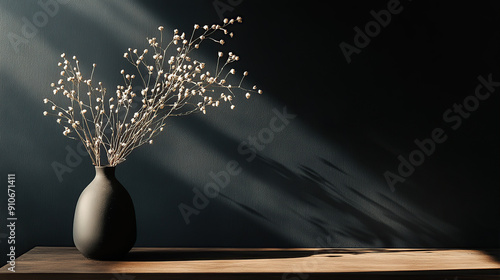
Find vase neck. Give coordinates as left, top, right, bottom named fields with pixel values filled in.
left=95, top=166, right=116, bottom=178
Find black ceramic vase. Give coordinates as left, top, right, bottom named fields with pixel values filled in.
left=73, top=166, right=136, bottom=260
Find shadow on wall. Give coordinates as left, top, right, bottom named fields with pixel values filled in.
left=123, top=110, right=462, bottom=249
left=226, top=154, right=459, bottom=247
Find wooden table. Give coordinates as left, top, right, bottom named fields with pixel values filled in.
left=1, top=247, right=499, bottom=279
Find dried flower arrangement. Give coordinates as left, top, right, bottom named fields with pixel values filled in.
left=43, top=17, right=261, bottom=166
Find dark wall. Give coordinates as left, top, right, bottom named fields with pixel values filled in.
left=0, top=0, right=499, bottom=265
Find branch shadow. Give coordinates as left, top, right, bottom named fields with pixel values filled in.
left=165, top=108, right=464, bottom=248
left=234, top=153, right=461, bottom=248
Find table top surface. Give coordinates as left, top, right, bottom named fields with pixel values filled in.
left=1, top=247, right=499, bottom=279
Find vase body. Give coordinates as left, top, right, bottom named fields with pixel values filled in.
left=73, top=166, right=136, bottom=260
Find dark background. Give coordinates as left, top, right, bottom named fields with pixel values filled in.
left=0, top=0, right=499, bottom=265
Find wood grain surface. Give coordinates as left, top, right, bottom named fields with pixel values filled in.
left=1, top=247, right=499, bottom=279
